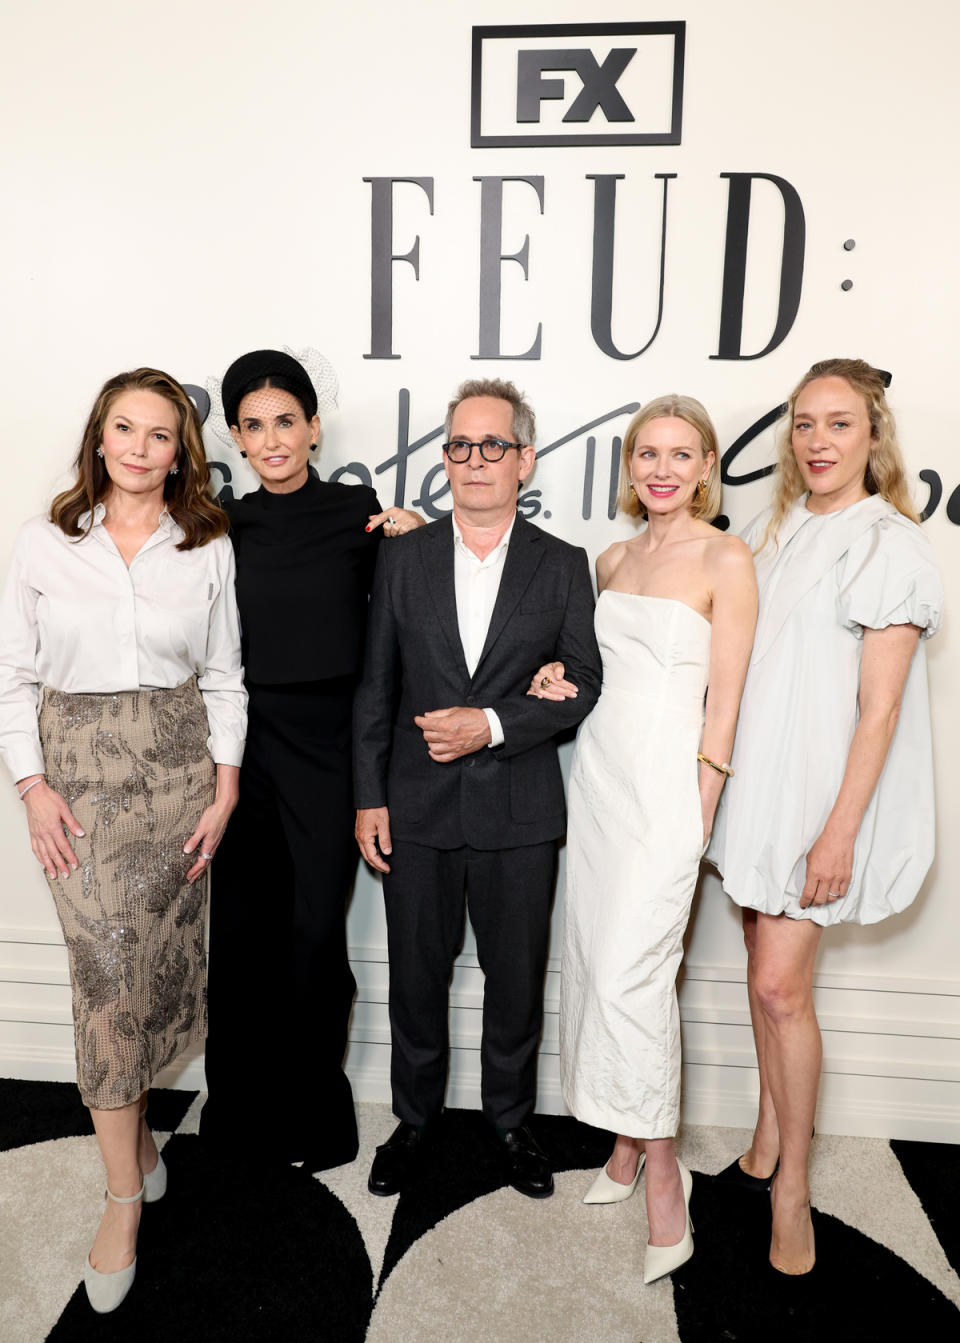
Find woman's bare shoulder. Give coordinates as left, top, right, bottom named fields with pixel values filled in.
left=705, top=531, right=757, bottom=597
left=596, top=539, right=631, bottom=584
left=704, top=529, right=753, bottom=565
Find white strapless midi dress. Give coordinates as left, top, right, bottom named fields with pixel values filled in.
left=560, top=591, right=710, bottom=1139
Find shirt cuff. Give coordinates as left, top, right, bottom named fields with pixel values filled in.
left=206, top=734, right=245, bottom=768
left=483, top=708, right=504, bottom=749
left=1, top=740, right=47, bottom=786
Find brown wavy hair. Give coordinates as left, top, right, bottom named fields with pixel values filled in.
left=50, top=368, right=227, bottom=550
left=617, top=394, right=722, bottom=522
left=758, top=358, right=919, bottom=552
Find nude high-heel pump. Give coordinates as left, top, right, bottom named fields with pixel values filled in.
left=583, top=1152, right=646, bottom=1204
left=643, top=1160, right=694, bottom=1284
left=84, top=1181, right=144, bottom=1313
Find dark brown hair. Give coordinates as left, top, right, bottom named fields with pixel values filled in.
left=50, top=368, right=228, bottom=550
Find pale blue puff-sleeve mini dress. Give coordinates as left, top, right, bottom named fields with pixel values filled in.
left=708, top=495, right=943, bottom=927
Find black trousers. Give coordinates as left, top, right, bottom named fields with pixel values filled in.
left=383, top=837, right=557, bottom=1130
left=202, top=680, right=359, bottom=1164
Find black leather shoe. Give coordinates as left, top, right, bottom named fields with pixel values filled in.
left=368, top=1121, right=424, bottom=1196
left=497, top=1125, right=554, bottom=1199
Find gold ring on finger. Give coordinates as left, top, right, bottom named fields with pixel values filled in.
left=540, top=677, right=551, bottom=688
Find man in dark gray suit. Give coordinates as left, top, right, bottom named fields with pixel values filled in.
left=354, top=378, right=601, bottom=1198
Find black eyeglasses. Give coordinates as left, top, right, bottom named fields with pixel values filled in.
left=442, top=437, right=524, bottom=463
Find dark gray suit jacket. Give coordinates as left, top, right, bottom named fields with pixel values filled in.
left=353, top=513, right=602, bottom=850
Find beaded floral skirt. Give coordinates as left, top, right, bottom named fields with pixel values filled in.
left=38, top=679, right=215, bottom=1109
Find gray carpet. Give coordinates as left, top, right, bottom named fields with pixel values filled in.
left=1, top=1085, right=958, bottom=1341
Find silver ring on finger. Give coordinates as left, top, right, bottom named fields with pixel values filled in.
left=200, top=851, right=214, bottom=861
left=387, top=516, right=396, bottom=526
left=828, top=890, right=841, bottom=898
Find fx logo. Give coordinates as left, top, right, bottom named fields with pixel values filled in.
left=471, top=22, right=685, bottom=148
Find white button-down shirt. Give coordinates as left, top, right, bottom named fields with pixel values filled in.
left=452, top=515, right=513, bottom=747
left=0, top=509, right=246, bottom=781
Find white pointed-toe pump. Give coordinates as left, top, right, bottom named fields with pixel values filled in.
left=643, top=1160, right=694, bottom=1284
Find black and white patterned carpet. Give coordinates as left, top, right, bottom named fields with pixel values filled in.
left=2, top=1080, right=958, bottom=1342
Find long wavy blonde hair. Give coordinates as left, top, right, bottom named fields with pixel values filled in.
left=757, top=358, right=919, bottom=552
left=50, top=368, right=227, bottom=550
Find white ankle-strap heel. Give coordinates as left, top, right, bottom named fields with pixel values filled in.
left=84, top=1181, right=144, bottom=1313
left=142, top=1151, right=167, bottom=1203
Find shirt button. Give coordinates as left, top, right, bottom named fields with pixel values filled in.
left=466, top=696, right=476, bottom=705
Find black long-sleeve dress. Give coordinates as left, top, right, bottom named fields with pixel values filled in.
left=201, top=471, right=380, bottom=1169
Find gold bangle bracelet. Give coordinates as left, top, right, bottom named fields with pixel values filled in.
left=697, top=752, right=734, bottom=778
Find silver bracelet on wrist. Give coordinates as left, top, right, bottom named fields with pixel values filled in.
left=17, top=778, right=44, bottom=801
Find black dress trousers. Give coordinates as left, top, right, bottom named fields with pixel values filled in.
left=202, top=677, right=359, bottom=1167
left=383, top=837, right=557, bottom=1130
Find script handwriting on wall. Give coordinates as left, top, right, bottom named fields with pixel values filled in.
left=200, top=386, right=959, bottom=528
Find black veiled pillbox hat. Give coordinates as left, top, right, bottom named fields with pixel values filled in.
left=221, top=349, right=318, bottom=426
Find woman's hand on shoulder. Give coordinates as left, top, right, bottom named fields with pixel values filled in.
left=20, top=778, right=84, bottom=879
left=366, top=508, right=425, bottom=538
left=526, top=661, right=579, bottom=701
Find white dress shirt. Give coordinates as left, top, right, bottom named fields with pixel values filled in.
left=452, top=515, right=513, bottom=748
left=0, top=508, right=247, bottom=782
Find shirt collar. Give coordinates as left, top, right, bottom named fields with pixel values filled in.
left=79, top=501, right=175, bottom=534
left=451, top=513, right=515, bottom=563
left=79, top=502, right=107, bottom=529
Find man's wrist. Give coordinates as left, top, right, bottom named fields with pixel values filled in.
left=482, top=707, right=504, bottom=748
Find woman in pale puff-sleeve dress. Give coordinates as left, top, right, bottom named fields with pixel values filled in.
left=708, top=358, right=942, bottom=1276
left=0, top=369, right=246, bottom=1313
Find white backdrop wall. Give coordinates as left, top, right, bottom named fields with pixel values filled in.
left=1, top=0, right=957, bottom=1140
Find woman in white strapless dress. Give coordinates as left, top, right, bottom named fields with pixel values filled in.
left=529, top=395, right=757, bottom=1282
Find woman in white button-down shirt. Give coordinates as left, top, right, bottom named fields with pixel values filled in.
left=0, top=367, right=246, bottom=1312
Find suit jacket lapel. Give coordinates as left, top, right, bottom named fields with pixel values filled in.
left=472, top=514, right=543, bottom=681
left=420, top=516, right=471, bottom=680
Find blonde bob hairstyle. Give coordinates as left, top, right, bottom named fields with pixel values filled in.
left=757, top=357, right=919, bottom=553
left=617, top=394, right=722, bottom=523
left=50, top=368, right=228, bottom=551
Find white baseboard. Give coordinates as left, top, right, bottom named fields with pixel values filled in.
left=3, top=1040, right=959, bottom=1142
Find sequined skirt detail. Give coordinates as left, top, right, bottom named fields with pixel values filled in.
left=39, top=679, right=215, bottom=1109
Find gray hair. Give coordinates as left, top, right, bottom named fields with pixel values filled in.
left=444, top=378, right=536, bottom=446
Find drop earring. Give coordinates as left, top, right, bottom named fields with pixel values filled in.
left=96, top=447, right=104, bottom=458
